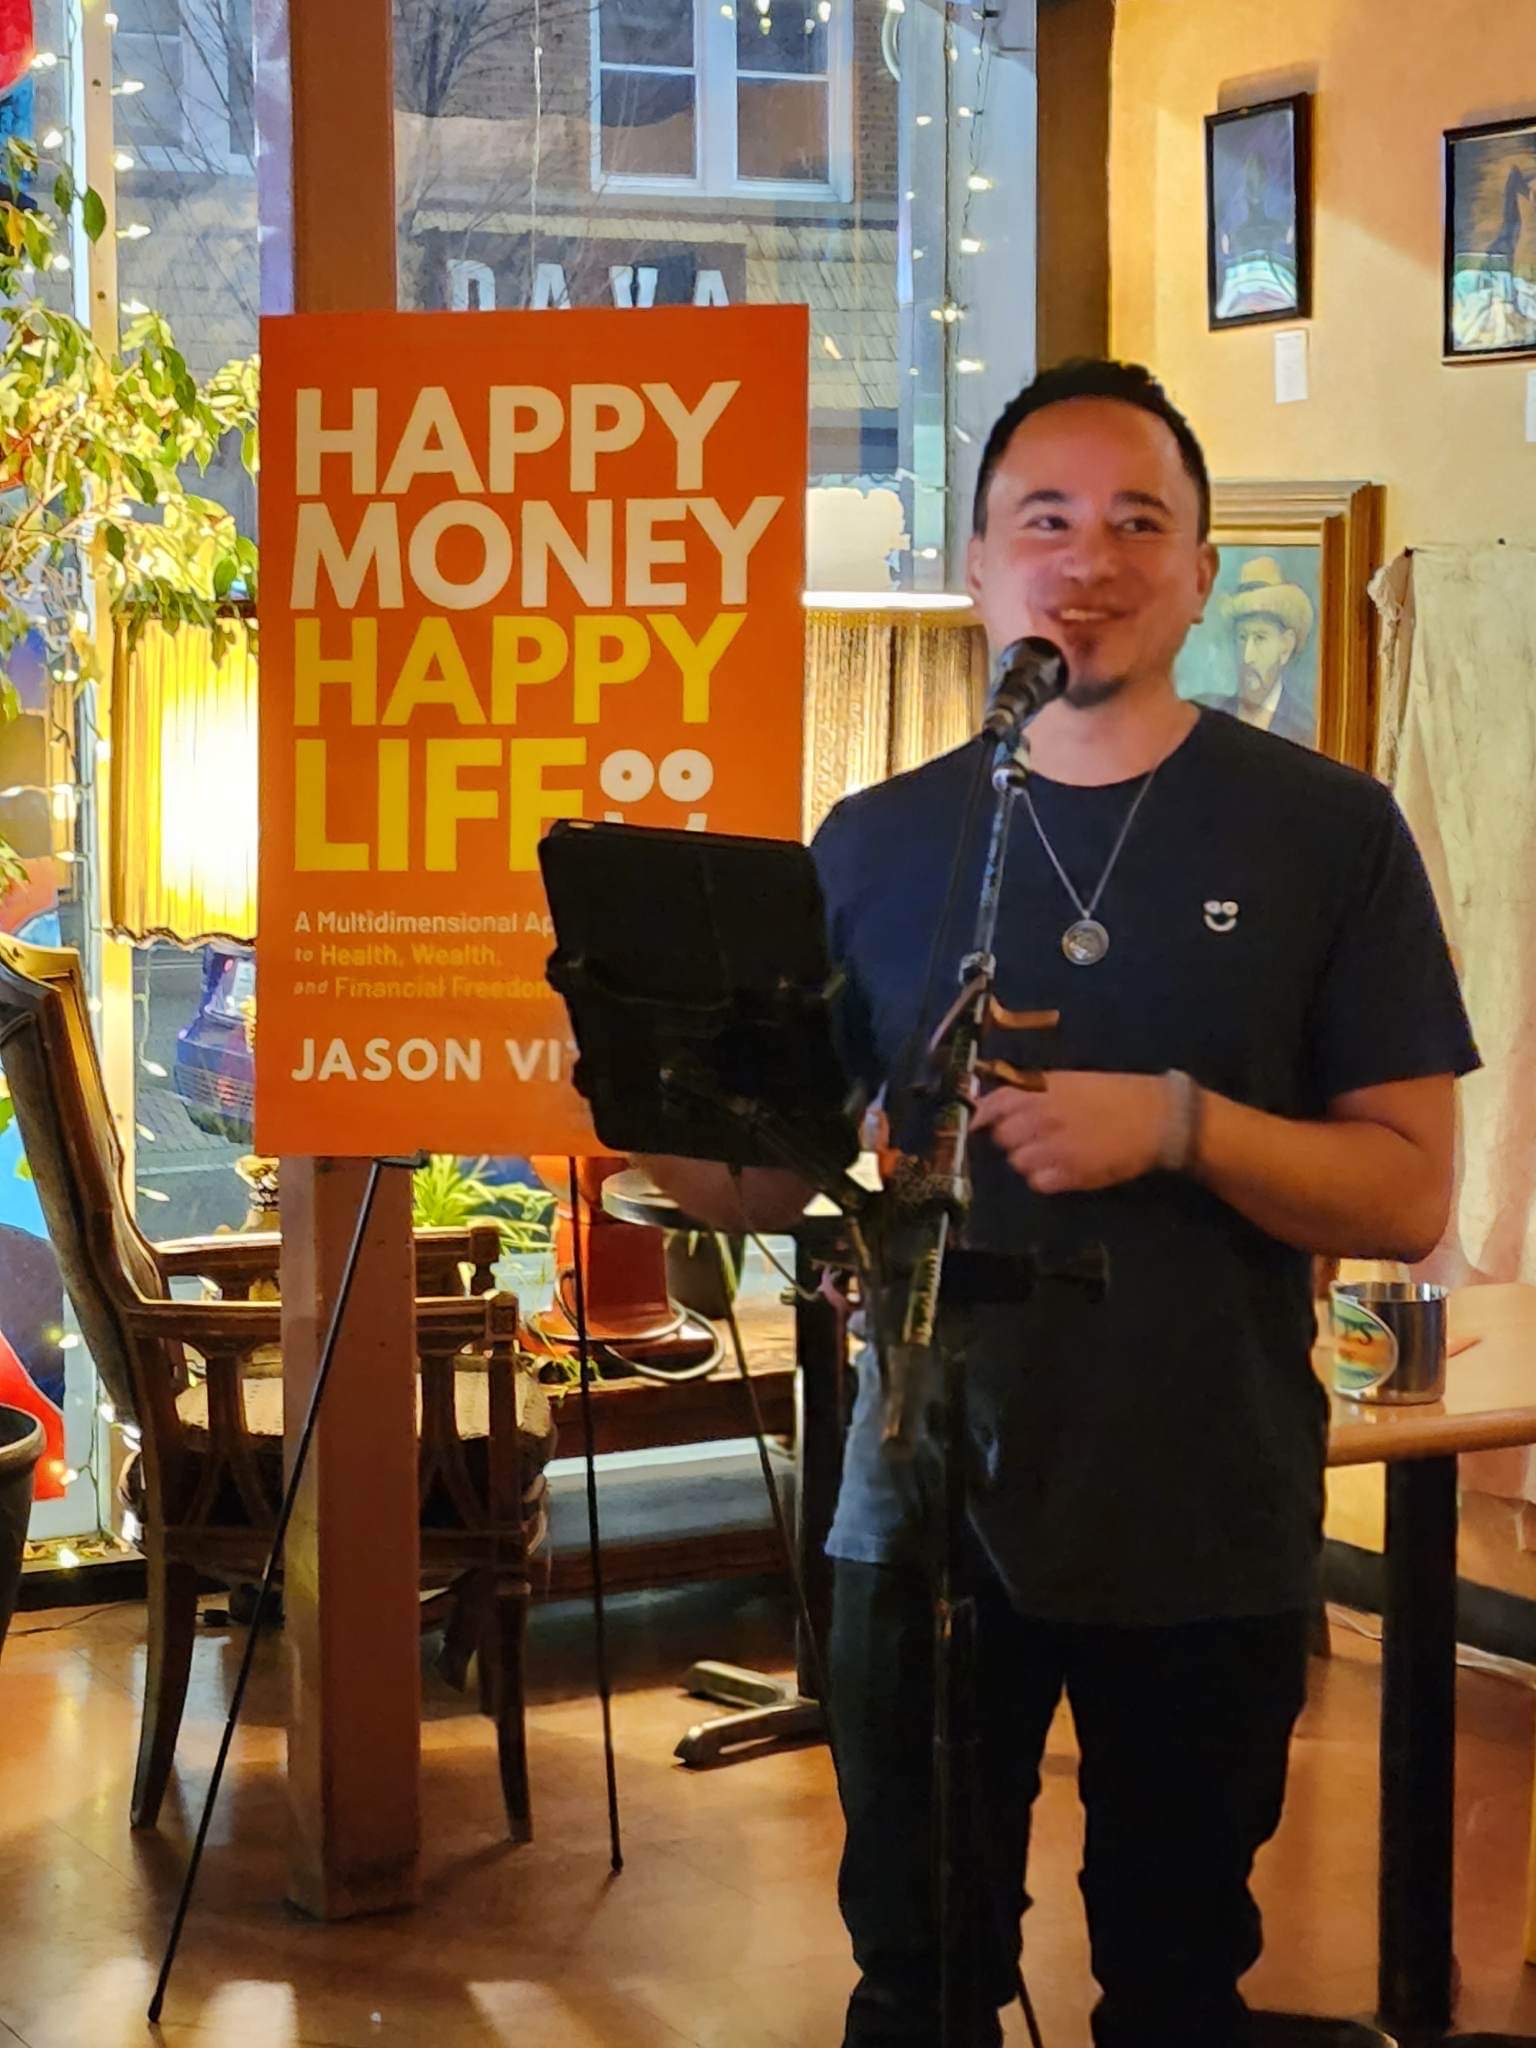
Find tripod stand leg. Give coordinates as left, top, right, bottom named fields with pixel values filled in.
left=936, top=1584, right=982, bottom=2048
left=567, top=1159, right=624, bottom=1875
left=148, top=1158, right=393, bottom=2023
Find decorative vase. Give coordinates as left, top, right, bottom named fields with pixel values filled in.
left=0, top=1406, right=44, bottom=1660
left=235, top=1154, right=280, bottom=1232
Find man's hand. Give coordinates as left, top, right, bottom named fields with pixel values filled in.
left=971, top=1067, right=1458, bottom=1263
left=970, top=1071, right=1172, bottom=1195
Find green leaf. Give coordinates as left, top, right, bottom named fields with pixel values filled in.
left=25, top=218, right=51, bottom=269
left=52, top=167, right=75, bottom=214
left=103, top=522, right=127, bottom=563
left=81, top=189, right=107, bottom=244
left=213, top=555, right=238, bottom=599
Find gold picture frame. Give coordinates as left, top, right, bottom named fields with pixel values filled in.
left=1176, top=481, right=1383, bottom=771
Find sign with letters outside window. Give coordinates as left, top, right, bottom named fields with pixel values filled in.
left=256, top=304, right=808, bottom=1157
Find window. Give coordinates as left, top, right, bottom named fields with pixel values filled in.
left=116, top=0, right=190, bottom=153
left=115, top=0, right=256, bottom=172
left=224, top=0, right=255, bottom=160
left=596, top=0, right=850, bottom=199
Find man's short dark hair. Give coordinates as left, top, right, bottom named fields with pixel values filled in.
left=971, top=358, right=1212, bottom=541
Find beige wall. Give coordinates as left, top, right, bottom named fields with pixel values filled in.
left=1113, top=0, right=1536, bottom=1592
left=1109, top=0, right=1536, bottom=560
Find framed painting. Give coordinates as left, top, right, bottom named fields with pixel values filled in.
left=1205, top=94, right=1313, bottom=330
left=1174, top=481, right=1382, bottom=771
left=1444, top=114, right=1536, bottom=361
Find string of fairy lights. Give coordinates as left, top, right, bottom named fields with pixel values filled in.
left=10, top=4, right=163, bottom=1563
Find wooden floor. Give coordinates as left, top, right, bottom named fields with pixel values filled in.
left=5, top=1585, right=1536, bottom=2046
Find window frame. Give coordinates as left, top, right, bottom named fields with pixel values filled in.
left=591, top=0, right=853, bottom=204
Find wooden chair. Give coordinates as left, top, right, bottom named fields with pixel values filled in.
left=0, top=933, right=556, bottom=1840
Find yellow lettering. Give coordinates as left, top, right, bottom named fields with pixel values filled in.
left=508, top=739, right=587, bottom=870
left=424, top=739, right=502, bottom=871
left=377, top=739, right=410, bottom=871
left=294, top=739, right=368, bottom=870
left=294, top=617, right=378, bottom=726
left=491, top=616, right=569, bottom=724
left=572, top=614, right=650, bottom=724
left=648, top=611, right=746, bottom=723
left=381, top=617, right=485, bottom=726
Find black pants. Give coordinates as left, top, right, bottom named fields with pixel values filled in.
left=828, top=1555, right=1310, bottom=2048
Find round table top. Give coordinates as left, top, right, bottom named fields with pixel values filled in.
left=601, top=1163, right=875, bottom=1250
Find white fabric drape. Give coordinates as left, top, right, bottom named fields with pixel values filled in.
left=1375, top=544, right=1536, bottom=1499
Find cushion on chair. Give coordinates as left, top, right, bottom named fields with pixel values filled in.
left=173, top=1366, right=556, bottom=1462
left=120, top=1366, right=557, bottom=1537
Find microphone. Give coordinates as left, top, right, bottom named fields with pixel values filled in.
left=982, top=636, right=1068, bottom=743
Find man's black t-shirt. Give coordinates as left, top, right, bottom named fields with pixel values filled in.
left=810, top=708, right=1480, bottom=1626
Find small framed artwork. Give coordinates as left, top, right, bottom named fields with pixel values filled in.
left=1174, top=481, right=1382, bottom=770
left=1205, top=94, right=1312, bottom=330
left=1444, top=115, right=1536, bottom=362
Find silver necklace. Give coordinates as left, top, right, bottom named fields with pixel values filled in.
left=1020, top=769, right=1158, bottom=966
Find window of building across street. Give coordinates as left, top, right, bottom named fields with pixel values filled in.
left=595, top=0, right=850, bottom=199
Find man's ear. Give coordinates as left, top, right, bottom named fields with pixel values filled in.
left=1193, top=540, right=1220, bottom=618
left=964, top=530, right=985, bottom=604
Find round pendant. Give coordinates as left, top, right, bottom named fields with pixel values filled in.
left=1062, top=918, right=1110, bottom=967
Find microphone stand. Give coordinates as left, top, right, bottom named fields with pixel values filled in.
left=870, top=687, right=1101, bottom=2048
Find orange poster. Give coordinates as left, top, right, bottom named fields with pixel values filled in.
left=256, top=305, right=808, bottom=1158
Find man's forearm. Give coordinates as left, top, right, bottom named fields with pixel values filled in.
left=633, top=1155, right=815, bottom=1233
left=1189, top=1089, right=1449, bottom=1264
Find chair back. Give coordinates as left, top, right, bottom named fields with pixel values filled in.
left=0, top=936, right=180, bottom=1466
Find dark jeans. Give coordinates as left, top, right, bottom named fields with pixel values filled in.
left=828, top=1554, right=1310, bottom=2048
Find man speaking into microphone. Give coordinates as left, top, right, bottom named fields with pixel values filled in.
left=643, top=358, right=1478, bottom=2048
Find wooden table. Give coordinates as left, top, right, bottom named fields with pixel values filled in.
left=1318, top=1281, right=1536, bottom=2047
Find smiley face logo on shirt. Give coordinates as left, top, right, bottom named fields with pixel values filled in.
left=1203, top=899, right=1240, bottom=934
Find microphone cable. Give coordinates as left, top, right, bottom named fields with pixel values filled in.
left=881, top=734, right=997, bottom=1138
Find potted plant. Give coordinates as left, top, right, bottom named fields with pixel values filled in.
left=0, top=137, right=260, bottom=898
left=664, top=1228, right=747, bottom=1322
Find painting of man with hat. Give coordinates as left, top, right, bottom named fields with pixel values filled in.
left=1179, top=550, right=1319, bottom=748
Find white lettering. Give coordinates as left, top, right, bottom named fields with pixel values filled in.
left=689, top=496, right=784, bottom=605
left=642, top=381, right=739, bottom=491
left=570, top=384, right=646, bottom=492
left=488, top=387, right=565, bottom=493
left=295, top=386, right=378, bottom=496
left=291, top=503, right=403, bottom=609
left=531, top=263, right=571, bottom=310
left=407, top=501, right=513, bottom=610
left=381, top=387, right=485, bottom=495
left=624, top=499, right=688, bottom=605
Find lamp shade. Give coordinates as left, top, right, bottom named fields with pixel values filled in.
left=109, top=617, right=257, bottom=946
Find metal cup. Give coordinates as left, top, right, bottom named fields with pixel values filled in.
left=1330, top=1280, right=1448, bottom=1404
